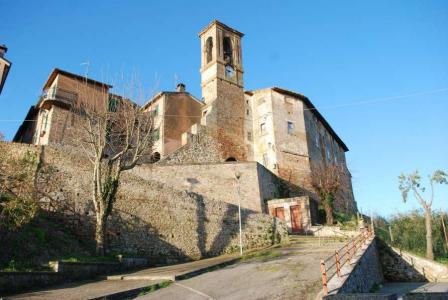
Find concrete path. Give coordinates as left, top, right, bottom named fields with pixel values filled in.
left=137, top=239, right=344, bottom=300
left=379, top=282, right=448, bottom=295
left=5, top=254, right=239, bottom=299
left=108, top=254, right=239, bottom=281
left=6, top=279, right=161, bottom=300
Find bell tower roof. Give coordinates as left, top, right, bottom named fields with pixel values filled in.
left=199, top=20, right=244, bottom=38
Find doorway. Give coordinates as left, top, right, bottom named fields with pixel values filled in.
left=290, top=205, right=301, bottom=233
left=274, top=207, right=285, bottom=221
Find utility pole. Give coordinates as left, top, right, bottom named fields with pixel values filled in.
left=235, top=171, right=243, bottom=256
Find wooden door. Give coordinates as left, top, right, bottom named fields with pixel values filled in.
left=274, top=207, right=285, bottom=221
left=290, top=206, right=301, bottom=233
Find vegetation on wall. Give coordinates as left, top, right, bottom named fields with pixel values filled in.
left=311, top=164, right=345, bottom=225
left=0, top=150, right=38, bottom=231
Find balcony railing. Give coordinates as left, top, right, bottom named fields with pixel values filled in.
left=41, top=87, right=78, bottom=105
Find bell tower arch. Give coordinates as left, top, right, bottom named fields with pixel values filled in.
left=199, top=20, right=247, bottom=160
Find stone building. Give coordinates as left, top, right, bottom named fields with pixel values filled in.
left=0, top=44, right=11, bottom=95
left=14, top=68, right=112, bottom=145
left=14, top=20, right=357, bottom=233
left=141, top=84, right=203, bottom=160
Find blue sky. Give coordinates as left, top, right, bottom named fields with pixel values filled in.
left=1, top=0, right=447, bottom=217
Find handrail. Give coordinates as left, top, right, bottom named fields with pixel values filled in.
left=41, top=86, right=78, bottom=104
left=319, top=227, right=374, bottom=295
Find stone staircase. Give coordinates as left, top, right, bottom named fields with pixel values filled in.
left=288, top=235, right=350, bottom=247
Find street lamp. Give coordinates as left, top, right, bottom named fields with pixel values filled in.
left=235, top=171, right=243, bottom=256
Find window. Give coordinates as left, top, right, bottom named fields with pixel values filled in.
left=108, top=97, right=118, bottom=112
left=287, top=121, right=294, bottom=134
left=206, top=37, right=213, bottom=63
left=202, top=110, right=208, bottom=117
left=151, top=105, right=159, bottom=117
left=260, top=123, right=266, bottom=134
left=315, top=134, right=320, bottom=148
left=247, top=131, right=252, bottom=141
left=246, top=109, right=249, bottom=115
left=223, top=36, right=232, bottom=63
left=152, top=128, right=160, bottom=141
left=334, top=142, right=339, bottom=163
left=326, top=147, right=331, bottom=161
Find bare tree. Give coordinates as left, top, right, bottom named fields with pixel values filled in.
left=311, top=164, right=345, bottom=225
left=0, top=132, right=4, bottom=142
left=399, top=170, right=447, bottom=260
left=72, top=77, right=155, bottom=255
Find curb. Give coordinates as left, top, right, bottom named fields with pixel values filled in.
left=88, top=281, right=170, bottom=300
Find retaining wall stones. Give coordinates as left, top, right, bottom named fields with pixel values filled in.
left=0, top=272, right=65, bottom=295
left=0, top=142, right=289, bottom=264
left=377, top=239, right=448, bottom=282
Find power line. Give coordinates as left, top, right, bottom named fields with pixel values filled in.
left=0, top=87, right=447, bottom=122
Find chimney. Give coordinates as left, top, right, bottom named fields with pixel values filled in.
left=176, top=83, right=186, bottom=92
left=0, top=45, right=7, bottom=58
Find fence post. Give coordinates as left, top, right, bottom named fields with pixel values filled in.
left=352, top=239, right=356, bottom=258
left=335, top=250, right=341, bottom=277
left=320, top=260, right=328, bottom=295
left=345, top=243, right=349, bottom=264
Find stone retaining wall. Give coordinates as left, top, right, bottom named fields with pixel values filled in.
left=0, top=272, right=65, bottom=295
left=0, top=142, right=289, bottom=264
left=377, top=239, right=448, bottom=282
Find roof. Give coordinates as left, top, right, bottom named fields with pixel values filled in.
left=43, top=68, right=113, bottom=90
left=199, top=20, right=244, bottom=37
left=0, top=44, right=7, bottom=52
left=13, top=105, right=37, bottom=142
left=142, top=91, right=204, bottom=110
left=247, top=87, right=349, bottom=152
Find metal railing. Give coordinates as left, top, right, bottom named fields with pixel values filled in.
left=41, top=87, right=78, bottom=105
left=319, top=227, right=374, bottom=295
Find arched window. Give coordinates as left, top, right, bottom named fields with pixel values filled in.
left=225, top=157, right=237, bottom=162
left=206, top=37, right=213, bottom=63
left=223, top=36, right=232, bottom=63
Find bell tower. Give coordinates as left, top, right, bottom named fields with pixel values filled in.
left=199, top=20, right=247, bottom=160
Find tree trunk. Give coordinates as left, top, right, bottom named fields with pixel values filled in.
left=323, top=203, right=334, bottom=225
left=95, top=213, right=107, bottom=256
left=424, top=208, right=434, bottom=260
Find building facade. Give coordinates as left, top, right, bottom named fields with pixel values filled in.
left=14, top=20, right=357, bottom=231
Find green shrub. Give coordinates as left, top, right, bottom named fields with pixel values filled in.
left=376, top=210, right=448, bottom=260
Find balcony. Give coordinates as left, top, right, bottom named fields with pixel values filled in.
left=40, top=87, right=78, bottom=107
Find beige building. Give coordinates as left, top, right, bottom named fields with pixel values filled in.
left=141, top=84, right=203, bottom=160
left=14, top=20, right=357, bottom=232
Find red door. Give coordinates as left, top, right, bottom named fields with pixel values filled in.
left=290, top=206, right=301, bottom=233
left=274, top=207, right=285, bottom=221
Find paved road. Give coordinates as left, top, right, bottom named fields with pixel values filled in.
left=7, top=279, right=160, bottom=300
left=138, top=241, right=343, bottom=300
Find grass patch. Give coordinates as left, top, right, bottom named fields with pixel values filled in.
left=241, top=250, right=283, bottom=262
left=138, top=280, right=173, bottom=296
left=436, top=257, right=448, bottom=265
